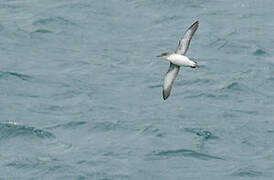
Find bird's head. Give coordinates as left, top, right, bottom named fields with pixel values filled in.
left=156, top=52, right=171, bottom=58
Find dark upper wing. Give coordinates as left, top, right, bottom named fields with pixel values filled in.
left=175, top=21, right=199, bottom=55
left=163, top=63, right=180, bottom=100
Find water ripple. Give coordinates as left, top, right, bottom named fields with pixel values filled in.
left=46, top=121, right=87, bottom=130
left=185, top=92, right=228, bottom=99
left=89, top=121, right=127, bottom=132
left=5, top=156, right=58, bottom=169
left=218, top=82, right=243, bottom=92
left=0, top=122, right=55, bottom=140
left=0, top=71, right=33, bottom=81
left=32, top=17, right=75, bottom=26
left=140, top=124, right=165, bottom=137
left=149, top=149, right=224, bottom=160
left=253, top=49, right=267, bottom=56
left=231, top=168, right=263, bottom=177
left=148, top=84, right=162, bottom=89
left=184, top=128, right=219, bottom=140
left=31, top=29, right=54, bottom=34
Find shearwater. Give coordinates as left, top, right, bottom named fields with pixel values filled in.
left=157, top=21, right=199, bottom=100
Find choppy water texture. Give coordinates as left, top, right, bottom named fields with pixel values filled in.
left=1, top=0, right=274, bottom=179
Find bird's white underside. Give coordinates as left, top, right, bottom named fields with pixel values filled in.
left=166, top=54, right=195, bottom=67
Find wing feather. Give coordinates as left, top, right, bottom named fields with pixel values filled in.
left=163, top=63, right=180, bottom=100
left=175, top=21, right=199, bottom=55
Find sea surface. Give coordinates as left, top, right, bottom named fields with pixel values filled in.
left=0, top=0, right=274, bottom=179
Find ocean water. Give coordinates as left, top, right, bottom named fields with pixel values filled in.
left=0, top=0, right=274, bottom=179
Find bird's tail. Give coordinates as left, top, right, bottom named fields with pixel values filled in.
left=194, top=61, right=200, bottom=68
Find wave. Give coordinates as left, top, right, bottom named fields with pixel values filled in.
left=253, top=49, right=267, bottom=56
left=149, top=148, right=224, bottom=160
left=222, top=82, right=241, bottom=91
left=231, top=168, right=263, bottom=177
left=0, top=71, right=33, bottom=81
left=139, top=124, right=165, bottom=137
left=32, top=16, right=75, bottom=27
left=185, top=92, right=228, bottom=99
left=89, top=121, right=126, bottom=132
left=217, top=82, right=244, bottom=93
left=30, top=16, right=76, bottom=37
left=46, top=121, right=87, bottom=130
left=184, top=128, right=219, bottom=140
left=148, top=84, right=162, bottom=89
left=31, top=29, right=54, bottom=34
left=0, top=122, right=55, bottom=140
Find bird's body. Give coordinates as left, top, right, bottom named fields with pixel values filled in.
left=165, top=54, right=196, bottom=67
left=157, top=21, right=200, bottom=100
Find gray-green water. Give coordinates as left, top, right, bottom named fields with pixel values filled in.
left=1, top=0, right=274, bottom=179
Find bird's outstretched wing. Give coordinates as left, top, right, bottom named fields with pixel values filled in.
left=163, top=63, right=180, bottom=100
left=175, top=21, right=199, bottom=55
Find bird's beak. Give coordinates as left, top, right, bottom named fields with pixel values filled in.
left=156, top=54, right=162, bottom=57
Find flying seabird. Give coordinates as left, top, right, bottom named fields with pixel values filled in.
left=157, top=21, right=199, bottom=100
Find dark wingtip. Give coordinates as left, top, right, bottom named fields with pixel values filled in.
left=189, top=21, right=199, bottom=29
left=193, top=20, right=199, bottom=25
left=187, top=21, right=199, bottom=32
left=163, top=91, right=169, bottom=100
